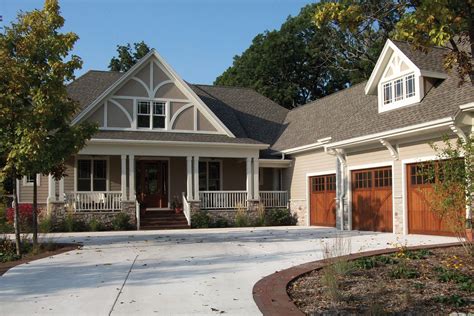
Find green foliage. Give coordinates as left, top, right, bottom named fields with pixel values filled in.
left=235, top=206, right=249, bottom=227
left=63, top=213, right=86, bottom=232
left=39, top=216, right=53, bottom=233
left=355, top=255, right=399, bottom=270
left=433, top=294, right=468, bottom=307
left=109, top=41, right=151, bottom=72
left=88, top=218, right=104, bottom=232
left=434, top=266, right=471, bottom=284
left=111, top=213, right=132, bottom=231
left=191, top=211, right=211, bottom=228
left=0, top=238, right=20, bottom=262
left=211, top=218, right=229, bottom=228
left=215, top=3, right=353, bottom=108
left=389, top=264, right=420, bottom=279
left=264, top=208, right=298, bottom=226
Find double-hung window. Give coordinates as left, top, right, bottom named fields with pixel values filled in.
left=382, top=73, right=416, bottom=107
left=77, top=159, right=107, bottom=191
left=199, top=161, right=221, bottom=191
left=137, top=101, right=166, bottom=129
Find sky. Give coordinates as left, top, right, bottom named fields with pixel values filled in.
left=1, top=0, right=313, bottom=84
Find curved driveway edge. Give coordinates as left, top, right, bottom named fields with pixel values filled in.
left=252, top=242, right=462, bottom=316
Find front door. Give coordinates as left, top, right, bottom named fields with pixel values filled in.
left=136, top=160, right=168, bottom=209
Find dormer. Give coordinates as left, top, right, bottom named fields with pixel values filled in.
left=365, top=39, right=448, bottom=113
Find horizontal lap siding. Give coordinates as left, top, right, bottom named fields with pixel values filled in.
left=285, top=150, right=336, bottom=200
left=170, top=157, right=186, bottom=199
left=109, top=156, right=121, bottom=191
left=19, top=174, right=49, bottom=204
left=346, top=148, right=392, bottom=168
left=64, top=157, right=75, bottom=192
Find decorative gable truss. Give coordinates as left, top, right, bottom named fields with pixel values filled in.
left=73, top=50, right=234, bottom=136
left=365, top=40, right=446, bottom=113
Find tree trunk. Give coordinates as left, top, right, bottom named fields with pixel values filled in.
left=11, top=170, right=21, bottom=256
left=32, top=175, right=38, bottom=247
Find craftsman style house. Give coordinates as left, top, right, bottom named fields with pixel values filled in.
left=17, top=39, right=473, bottom=235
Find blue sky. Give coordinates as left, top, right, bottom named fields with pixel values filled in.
left=1, top=0, right=313, bottom=84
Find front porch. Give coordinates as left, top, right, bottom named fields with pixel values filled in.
left=49, top=152, right=289, bottom=229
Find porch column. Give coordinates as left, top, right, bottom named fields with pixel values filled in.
left=186, top=156, right=193, bottom=200
left=121, top=154, right=127, bottom=200
left=193, top=156, right=199, bottom=201
left=129, top=154, right=135, bottom=201
left=47, top=174, right=56, bottom=202
left=246, top=157, right=252, bottom=200
left=58, top=178, right=65, bottom=202
left=253, top=157, right=260, bottom=200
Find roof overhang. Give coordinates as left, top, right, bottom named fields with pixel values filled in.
left=279, top=137, right=332, bottom=155
left=88, top=138, right=269, bottom=150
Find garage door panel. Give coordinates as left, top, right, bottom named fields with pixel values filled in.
left=407, top=163, right=458, bottom=236
left=309, top=174, right=336, bottom=227
left=351, top=167, right=393, bottom=232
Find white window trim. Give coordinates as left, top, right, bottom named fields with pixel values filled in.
left=136, top=99, right=169, bottom=130
left=378, top=72, right=422, bottom=113
left=22, top=174, right=41, bottom=186
left=74, top=156, right=110, bottom=192
left=199, top=159, right=223, bottom=191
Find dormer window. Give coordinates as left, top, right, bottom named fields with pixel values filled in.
left=137, top=101, right=166, bottom=129
left=382, top=73, right=416, bottom=106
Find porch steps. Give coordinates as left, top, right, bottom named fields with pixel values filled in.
left=140, top=210, right=190, bottom=230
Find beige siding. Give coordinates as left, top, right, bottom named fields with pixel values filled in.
left=19, top=174, right=49, bottom=203
left=107, top=101, right=131, bottom=128
left=86, top=104, right=104, bottom=126
left=155, top=82, right=187, bottom=99
left=109, top=156, right=121, bottom=191
left=115, top=79, right=148, bottom=97
left=346, top=147, right=393, bottom=168
left=64, top=157, right=75, bottom=192
left=285, top=149, right=337, bottom=200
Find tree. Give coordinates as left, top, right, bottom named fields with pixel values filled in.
left=109, top=41, right=151, bottom=72
left=314, top=0, right=473, bottom=85
left=0, top=0, right=97, bottom=250
left=215, top=3, right=396, bottom=108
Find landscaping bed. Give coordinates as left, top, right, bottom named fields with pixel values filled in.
left=0, top=241, right=79, bottom=276
left=288, top=246, right=474, bottom=314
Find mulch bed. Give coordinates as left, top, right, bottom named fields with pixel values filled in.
left=288, top=246, right=474, bottom=314
left=0, top=243, right=79, bottom=276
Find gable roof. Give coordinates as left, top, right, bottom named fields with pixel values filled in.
left=392, top=40, right=448, bottom=74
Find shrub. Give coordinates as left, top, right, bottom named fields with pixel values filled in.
left=211, top=217, right=229, bottom=228
left=6, top=204, right=35, bottom=232
left=253, top=203, right=266, bottom=227
left=191, top=211, right=211, bottom=228
left=389, top=265, right=420, bottom=279
left=88, top=218, right=104, bottom=232
left=39, top=216, right=53, bottom=233
left=0, top=238, right=20, bottom=262
left=234, top=203, right=249, bottom=227
left=112, top=212, right=132, bottom=231
left=433, top=294, right=468, bottom=307
left=62, top=213, right=87, bottom=232
left=264, top=208, right=297, bottom=226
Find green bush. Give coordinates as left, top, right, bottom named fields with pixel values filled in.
left=264, top=208, right=297, bottom=226
left=191, top=211, right=211, bottom=228
left=211, top=217, right=229, bottom=228
left=235, top=210, right=249, bottom=227
left=88, top=218, right=104, bottom=232
left=39, top=216, right=53, bottom=233
left=389, top=265, right=420, bottom=279
left=112, top=212, right=132, bottom=231
left=0, top=238, right=20, bottom=262
left=62, top=213, right=87, bottom=232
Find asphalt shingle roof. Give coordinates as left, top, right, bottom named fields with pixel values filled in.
left=392, top=40, right=448, bottom=74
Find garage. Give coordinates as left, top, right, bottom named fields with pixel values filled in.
left=406, top=163, right=459, bottom=236
left=309, top=174, right=336, bottom=227
left=351, top=167, right=393, bottom=232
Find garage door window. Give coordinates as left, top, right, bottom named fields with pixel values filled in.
left=354, top=171, right=372, bottom=189
left=312, top=177, right=325, bottom=192
left=375, top=169, right=392, bottom=187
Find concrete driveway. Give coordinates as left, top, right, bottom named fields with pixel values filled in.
left=0, top=227, right=457, bottom=315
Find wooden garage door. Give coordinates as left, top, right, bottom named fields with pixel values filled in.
left=407, top=163, right=460, bottom=236
left=352, top=167, right=393, bottom=232
left=309, top=174, right=336, bottom=227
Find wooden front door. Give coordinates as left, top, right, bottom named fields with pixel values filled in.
left=407, top=163, right=459, bottom=236
left=136, top=160, right=168, bottom=209
left=352, top=167, right=393, bottom=232
left=309, top=174, right=336, bottom=227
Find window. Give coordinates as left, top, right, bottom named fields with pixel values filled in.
left=77, top=159, right=107, bottom=191
left=382, top=73, right=416, bottom=106
left=374, top=169, right=392, bottom=188
left=199, top=161, right=221, bottom=191
left=354, top=171, right=372, bottom=189
left=137, top=101, right=166, bottom=129
left=23, top=174, right=39, bottom=186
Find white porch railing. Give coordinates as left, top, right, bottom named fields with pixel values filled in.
left=65, top=192, right=123, bottom=212
left=260, top=191, right=289, bottom=208
left=199, top=191, right=248, bottom=210
left=182, top=192, right=191, bottom=225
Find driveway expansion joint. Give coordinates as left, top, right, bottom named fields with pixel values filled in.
left=109, top=254, right=139, bottom=316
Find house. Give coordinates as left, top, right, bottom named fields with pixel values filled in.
left=16, top=39, right=473, bottom=234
